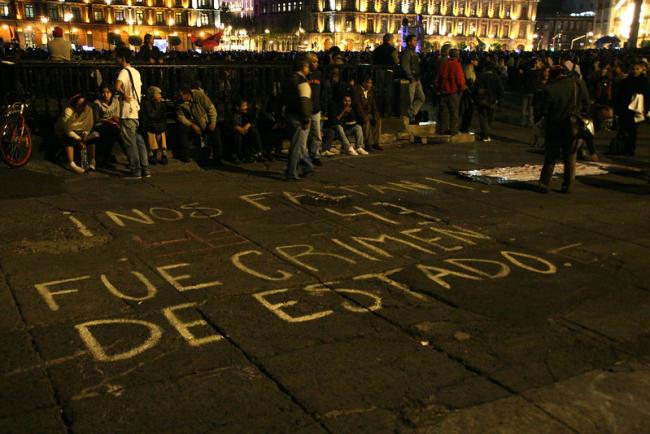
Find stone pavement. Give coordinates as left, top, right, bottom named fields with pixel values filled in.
left=1, top=116, right=649, bottom=433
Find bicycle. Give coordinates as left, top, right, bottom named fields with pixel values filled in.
left=0, top=101, right=32, bottom=168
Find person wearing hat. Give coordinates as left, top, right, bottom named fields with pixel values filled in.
left=47, top=27, right=71, bottom=61
left=141, top=86, right=168, bottom=164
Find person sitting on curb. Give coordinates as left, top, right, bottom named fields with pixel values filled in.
left=92, top=83, right=121, bottom=168
left=141, top=86, right=168, bottom=165
left=354, top=76, right=383, bottom=151
left=176, top=87, right=222, bottom=165
left=327, top=94, right=367, bottom=156
left=232, top=97, right=265, bottom=164
left=55, top=93, right=96, bottom=174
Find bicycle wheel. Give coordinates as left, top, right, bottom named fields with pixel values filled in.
left=1, top=116, right=32, bottom=168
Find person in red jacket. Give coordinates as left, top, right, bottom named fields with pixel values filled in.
left=436, top=48, right=466, bottom=135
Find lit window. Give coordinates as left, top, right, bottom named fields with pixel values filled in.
left=25, top=4, right=35, bottom=19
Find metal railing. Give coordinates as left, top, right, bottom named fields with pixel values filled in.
left=0, top=61, right=400, bottom=122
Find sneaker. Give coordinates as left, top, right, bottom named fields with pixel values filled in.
left=329, top=147, right=340, bottom=155
left=68, top=161, right=85, bottom=174
left=124, top=174, right=142, bottom=180
left=148, top=155, right=158, bottom=165
left=344, top=148, right=358, bottom=156
left=372, top=144, right=384, bottom=151
left=481, top=137, right=492, bottom=142
left=88, top=159, right=96, bottom=171
left=356, top=148, right=369, bottom=155
left=142, top=172, right=152, bottom=178
left=160, top=154, right=168, bottom=165
left=322, top=150, right=334, bottom=157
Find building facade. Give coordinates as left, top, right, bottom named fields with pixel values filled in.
left=0, top=0, right=225, bottom=51
left=535, top=12, right=594, bottom=49
left=594, top=0, right=650, bottom=47
left=254, top=0, right=539, bottom=51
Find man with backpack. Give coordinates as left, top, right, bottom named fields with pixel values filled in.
left=115, top=46, right=149, bottom=179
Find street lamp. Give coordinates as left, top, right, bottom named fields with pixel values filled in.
left=40, top=16, right=49, bottom=47
left=64, top=12, right=73, bottom=42
left=570, top=31, right=594, bottom=49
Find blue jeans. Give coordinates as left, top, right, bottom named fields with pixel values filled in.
left=120, top=119, right=148, bottom=176
left=334, top=124, right=364, bottom=151
left=286, top=117, right=312, bottom=179
left=308, top=112, right=322, bottom=159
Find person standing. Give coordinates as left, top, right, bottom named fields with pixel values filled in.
left=400, top=34, right=425, bottom=124
left=138, top=34, right=163, bottom=64
left=538, top=66, right=590, bottom=193
left=460, top=54, right=478, bottom=133
left=372, top=33, right=399, bottom=66
left=47, top=27, right=71, bottom=61
left=284, top=55, right=314, bottom=181
left=436, top=48, right=466, bottom=135
left=307, top=53, right=323, bottom=166
left=472, top=61, right=503, bottom=142
left=521, top=57, right=543, bottom=126
left=115, top=47, right=149, bottom=179
left=613, top=61, right=650, bottom=156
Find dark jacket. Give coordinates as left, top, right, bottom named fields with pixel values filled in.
left=541, top=75, right=590, bottom=138
left=353, top=84, right=379, bottom=122
left=138, top=44, right=162, bottom=63
left=472, top=70, right=503, bottom=106
left=141, top=98, right=167, bottom=134
left=372, top=43, right=398, bottom=66
left=322, top=77, right=351, bottom=120
left=284, top=71, right=312, bottom=123
left=522, top=67, right=542, bottom=94
left=400, top=48, right=421, bottom=80
left=328, top=101, right=359, bottom=128
left=308, top=69, right=322, bottom=114
left=613, top=74, right=650, bottom=116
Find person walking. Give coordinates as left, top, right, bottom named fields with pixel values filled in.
left=538, top=66, right=590, bottom=193
left=472, top=61, right=503, bottom=142
left=307, top=53, right=324, bottom=166
left=114, top=47, right=149, bottom=179
left=283, top=55, right=314, bottom=181
left=436, top=48, right=466, bottom=135
left=400, top=34, right=425, bottom=124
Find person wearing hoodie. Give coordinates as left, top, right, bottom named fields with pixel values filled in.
left=472, top=60, right=504, bottom=142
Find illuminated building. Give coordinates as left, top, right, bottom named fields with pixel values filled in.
left=535, top=11, right=594, bottom=49
left=0, top=0, right=224, bottom=50
left=254, top=0, right=539, bottom=51
left=594, top=0, right=650, bottom=46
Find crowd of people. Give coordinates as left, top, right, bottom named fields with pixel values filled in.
left=34, top=27, right=650, bottom=188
